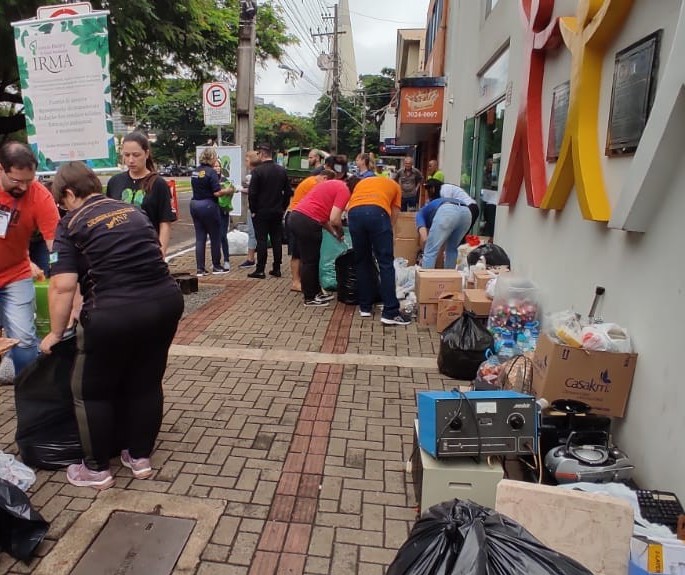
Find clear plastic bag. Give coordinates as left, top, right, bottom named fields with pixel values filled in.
left=227, top=229, right=248, bottom=256
left=394, top=258, right=416, bottom=299
left=581, top=323, right=632, bottom=353
left=488, top=275, right=542, bottom=352
left=0, top=452, right=36, bottom=492
left=545, top=310, right=583, bottom=348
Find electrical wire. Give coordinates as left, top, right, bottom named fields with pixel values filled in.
left=348, top=10, right=425, bottom=25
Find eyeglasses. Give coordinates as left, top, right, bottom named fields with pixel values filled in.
left=5, top=175, right=35, bottom=187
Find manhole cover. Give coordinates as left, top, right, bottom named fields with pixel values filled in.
left=71, top=512, right=195, bottom=575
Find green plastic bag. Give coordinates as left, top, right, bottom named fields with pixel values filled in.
left=218, top=193, right=233, bottom=212
left=319, top=228, right=351, bottom=290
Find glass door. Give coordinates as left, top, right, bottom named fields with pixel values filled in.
left=460, top=99, right=505, bottom=237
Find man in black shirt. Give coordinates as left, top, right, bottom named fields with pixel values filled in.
left=247, top=143, right=293, bottom=279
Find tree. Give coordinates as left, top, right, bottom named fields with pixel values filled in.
left=310, top=69, right=396, bottom=158
left=0, top=0, right=294, bottom=139
left=311, top=94, right=364, bottom=158
left=138, top=79, right=213, bottom=165
left=254, top=104, right=319, bottom=153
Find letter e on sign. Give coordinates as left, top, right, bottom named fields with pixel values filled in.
left=202, top=82, right=231, bottom=126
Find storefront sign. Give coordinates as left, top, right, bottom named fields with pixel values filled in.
left=12, top=12, right=116, bottom=171
left=400, top=86, right=444, bottom=124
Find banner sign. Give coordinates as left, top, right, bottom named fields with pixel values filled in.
left=12, top=11, right=117, bottom=171
left=202, top=82, right=232, bottom=126
left=400, top=86, right=444, bottom=124
left=195, top=146, right=243, bottom=216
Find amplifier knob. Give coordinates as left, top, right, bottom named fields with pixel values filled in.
left=449, top=417, right=463, bottom=431
left=507, top=413, right=525, bottom=430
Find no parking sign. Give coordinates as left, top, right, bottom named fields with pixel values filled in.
left=202, top=82, right=232, bottom=126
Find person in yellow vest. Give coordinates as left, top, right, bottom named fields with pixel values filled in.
left=427, top=159, right=445, bottom=183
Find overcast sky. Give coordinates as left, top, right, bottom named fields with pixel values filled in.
left=255, top=0, right=430, bottom=116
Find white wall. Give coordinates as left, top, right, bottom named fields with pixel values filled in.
left=445, top=0, right=685, bottom=497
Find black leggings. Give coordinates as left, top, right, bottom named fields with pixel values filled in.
left=288, top=211, right=323, bottom=301
left=72, top=291, right=184, bottom=470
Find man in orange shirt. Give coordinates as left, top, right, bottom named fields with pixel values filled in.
left=0, top=142, right=60, bottom=374
left=286, top=169, right=334, bottom=291
left=347, top=176, right=410, bottom=325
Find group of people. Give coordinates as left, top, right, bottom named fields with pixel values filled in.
left=241, top=145, right=479, bottom=327
left=0, top=137, right=183, bottom=490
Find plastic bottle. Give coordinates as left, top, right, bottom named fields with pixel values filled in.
left=497, top=330, right=516, bottom=361
left=523, top=321, right=540, bottom=352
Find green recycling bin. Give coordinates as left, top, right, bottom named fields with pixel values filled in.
left=34, top=279, right=50, bottom=338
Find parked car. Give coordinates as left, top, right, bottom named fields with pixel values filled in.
left=159, top=165, right=193, bottom=177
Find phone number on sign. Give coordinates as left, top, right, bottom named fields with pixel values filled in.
left=407, top=111, right=438, bottom=119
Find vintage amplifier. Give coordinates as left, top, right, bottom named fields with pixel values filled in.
left=417, top=390, right=538, bottom=458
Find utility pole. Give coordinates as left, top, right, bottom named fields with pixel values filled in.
left=360, top=87, right=367, bottom=154
left=331, top=3, right=339, bottom=154
left=236, top=0, right=257, bottom=219
left=314, top=4, right=343, bottom=155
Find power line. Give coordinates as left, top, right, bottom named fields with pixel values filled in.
left=348, top=10, right=425, bottom=25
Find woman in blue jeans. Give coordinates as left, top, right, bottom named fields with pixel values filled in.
left=190, top=148, right=227, bottom=276
left=417, top=179, right=479, bottom=269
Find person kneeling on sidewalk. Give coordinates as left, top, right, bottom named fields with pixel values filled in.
left=289, top=163, right=352, bottom=307
left=40, top=162, right=184, bottom=490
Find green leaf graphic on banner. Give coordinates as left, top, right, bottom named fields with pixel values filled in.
left=104, top=84, right=111, bottom=94
left=14, top=27, right=19, bottom=41
left=24, top=97, right=34, bottom=121
left=70, top=16, right=110, bottom=69
left=26, top=124, right=36, bottom=137
left=17, top=57, right=29, bottom=90
left=20, top=29, right=28, bottom=49
left=105, top=101, right=112, bottom=116
left=38, top=23, right=54, bottom=35
left=106, top=120, right=114, bottom=134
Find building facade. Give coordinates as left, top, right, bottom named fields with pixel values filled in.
left=435, top=0, right=685, bottom=497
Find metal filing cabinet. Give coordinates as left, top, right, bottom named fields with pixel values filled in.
left=412, top=420, right=504, bottom=513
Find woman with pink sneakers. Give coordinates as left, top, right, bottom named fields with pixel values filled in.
left=40, top=162, right=183, bottom=489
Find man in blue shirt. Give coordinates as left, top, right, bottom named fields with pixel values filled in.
left=416, top=179, right=479, bottom=269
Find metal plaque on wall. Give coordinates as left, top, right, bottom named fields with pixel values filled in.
left=606, top=30, right=662, bottom=156
left=546, top=81, right=570, bottom=162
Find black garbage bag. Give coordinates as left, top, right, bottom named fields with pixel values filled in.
left=0, top=478, right=49, bottom=561
left=467, top=243, right=510, bottom=268
left=438, top=312, right=493, bottom=380
left=387, top=500, right=593, bottom=575
left=14, top=332, right=83, bottom=469
left=335, top=249, right=358, bottom=304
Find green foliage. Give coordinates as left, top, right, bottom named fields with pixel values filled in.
left=310, top=69, right=395, bottom=157
left=0, top=0, right=294, bottom=138
left=254, top=104, right=318, bottom=152
left=138, top=78, right=212, bottom=165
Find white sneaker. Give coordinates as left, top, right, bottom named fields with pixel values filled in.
left=222, top=262, right=231, bottom=272
left=359, top=310, right=372, bottom=317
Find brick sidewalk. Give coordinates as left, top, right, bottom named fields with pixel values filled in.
left=0, top=251, right=456, bottom=574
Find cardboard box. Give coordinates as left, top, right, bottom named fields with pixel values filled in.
left=532, top=333, right=638, bottom=418
left=463, top=289, right=492, bottom=316
left=394, top=212, right=418, bottom=238
left=415, top=269, right=463, bottom=304
left=631, top=536, right=685, bottom=574
left=474, top=267, right=510, bottom=290
left=437, top=292, right=465, bottom=332
left=417, top=303, right=438, bottom=326
left=394, top=237, right=420, bottom=263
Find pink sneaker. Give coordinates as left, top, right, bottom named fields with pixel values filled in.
left=120, top=450, right=153, bottom=479
left=66, top=462, right=115, bottom=490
